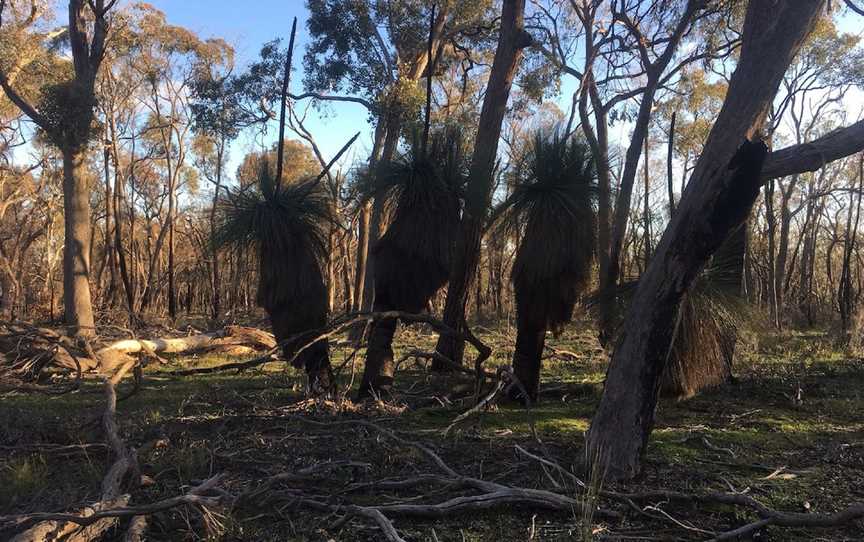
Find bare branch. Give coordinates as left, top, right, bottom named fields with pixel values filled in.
left=761, top=119, right=864, bottom=181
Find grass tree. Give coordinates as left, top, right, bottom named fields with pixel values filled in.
left=495, top=131, right=597, bottom=402
left=215, top=163, right=335, bottom=393
left=357, top=132, right=464, bottom=399
left=659, top=225, right=747, bottom=399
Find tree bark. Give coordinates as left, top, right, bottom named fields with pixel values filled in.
left=434, top=0, right=532, bottom=368
left=598, top=2, right=700, bottom=345
left=775, top=176, right=799, bottom=324
left=667, top=112, right=677, bottom=215
left=586, top=0, right=826, bottom=480
left=210, top=141, right=225, bottom=320
left=62, top=147, right=96, bottom=336
left=353, top=201, right=371, bottom=312
left=764, top=178, right=779, bottom=325
left=0, top=272, right=17, bottom=320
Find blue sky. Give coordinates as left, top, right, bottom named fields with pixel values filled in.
left=144, top=0, right=375, bottom=175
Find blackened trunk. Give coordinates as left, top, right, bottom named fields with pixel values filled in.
left=510, top=323, right=546, bottom=402
left=358, top=307, right=398, bottom=398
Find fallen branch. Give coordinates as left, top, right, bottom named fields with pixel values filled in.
left=10, top=361, right=140, bottom=542
left=95, top=326, right=276, bottom=372
left=2, top=476, right=225, bottom=532
left=516, top=443, right=864, bottom=539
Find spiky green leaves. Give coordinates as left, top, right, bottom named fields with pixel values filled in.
left=498, top=129, right=598, bottom=332
left=214, top=161, right=333, bottom=310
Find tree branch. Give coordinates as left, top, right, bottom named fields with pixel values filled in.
left=761, top=119, right=864, bottom=181
left=289, top=91, right=374, bottom=110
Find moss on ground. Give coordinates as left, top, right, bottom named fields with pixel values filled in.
left=1, top=324, right=863, bottom=540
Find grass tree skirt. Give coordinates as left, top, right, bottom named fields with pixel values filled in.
left=215, top=165, right=336, bottom=395
left=499, top=131, right=597, bottom=403
left=269, top=296, right=333, bottom=394
left=511, top=324, right=546, bottom=402
left=356, top=131, right=463, bottom=400
left=659, top=223, right=746, bottom=399
left=660, top=291, right=737, bottom=400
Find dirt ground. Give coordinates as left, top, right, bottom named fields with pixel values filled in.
left=1, top=321, right=863, bottom=541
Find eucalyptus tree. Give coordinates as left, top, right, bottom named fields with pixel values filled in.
left=533, top=0, right=742, bottom=344
left=303, top=0, right=495, bottom=315
left=587, top=0, right=864, bottom=479
left=0, top=0, right=117, bottom=335
left=435, top=0, right=534, bottom=368
left=761, top=18, right=864, bottom=327
left=125, top=5, right=232, bottom=317
left=189, top=41, right=246, bottom=320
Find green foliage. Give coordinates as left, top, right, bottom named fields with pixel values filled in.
left=363, top=128, right=465, bottom=310
left=303, top=0, right=495, bottom=121
left=214, top=161, right=332, bottom=309
left=496, top=129, right=597, bottom=332
left=304, top=0, right=394, bottom=102
left=36, top=80, right=100, bottom=150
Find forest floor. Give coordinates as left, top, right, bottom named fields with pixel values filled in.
left=1, top=320, right=863, bottom=541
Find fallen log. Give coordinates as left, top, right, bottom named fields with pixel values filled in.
left=94, top=326, right=276, bottom=372
left=0, top=324, right=276, bottom=376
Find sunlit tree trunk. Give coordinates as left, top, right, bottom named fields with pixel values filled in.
left=61, top=148, right=96, bottom=334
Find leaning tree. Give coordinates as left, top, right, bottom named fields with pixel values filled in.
left=357, top=132, right=464, bottom=399
left=494, top=130, right=596, bottom=402
left=585, top=0, right=864, bottom=479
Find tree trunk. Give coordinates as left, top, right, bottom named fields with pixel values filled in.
left=351, top=113, right=400, bottom=344
left=774, top=176, right=798, bottom=321
left=101, top=143, right=119, bottom=307
left=167, top=177, right=177, bottom=319
left=210, top=142, right=224, bottom=321
left=0, top=272, right=17, bottom=320
left=358, top=306, right=398, bottom=397
left=352, top=201, right=371, bottom=312
left=840, top=155, right=863, bottom=331
left=764, top=178, right=779, bottom=325
left=643, top=133, right=652, bottom=265
left=574, top=1, right=611, bottom=341
left=510, top=322, right=546, bottom=402
left=586, top=0, right=825, bottom=480
left=667, top=112, right=677, bottom=215
left=434, top=0, right=531, bottom=368
left=62, top=147, right=96, bottom=336
left=596, top=3, right=700, bottom=345
left=111, top=140, right=135, bottom=319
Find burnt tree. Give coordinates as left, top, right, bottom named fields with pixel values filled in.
left=586, top=0, right=827, bottom=480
